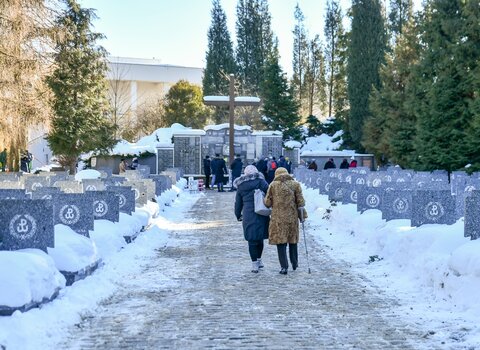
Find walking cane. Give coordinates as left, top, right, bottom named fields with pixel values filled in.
left=299, top=208, right=311, bottom=274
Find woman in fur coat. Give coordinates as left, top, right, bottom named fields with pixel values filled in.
left=264, top=167, right=306, bottom=274
left=234, top=165, right=270, bottom=273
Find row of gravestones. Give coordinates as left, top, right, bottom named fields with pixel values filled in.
left=0, top=171, right=176, bottom=253
left=294, top=167, right=480, bottom=240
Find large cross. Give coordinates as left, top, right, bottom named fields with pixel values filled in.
left=203, top=74, right=261, bottom=162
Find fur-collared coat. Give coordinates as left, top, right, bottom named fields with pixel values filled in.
left=264, top=173, right=305, bottom=245
left=234, top=173, right=270, bottom=242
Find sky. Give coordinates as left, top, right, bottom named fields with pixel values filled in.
left=77, top=0, right=345, bottom=76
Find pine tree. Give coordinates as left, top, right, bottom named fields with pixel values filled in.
left=47, top=0, right=115, bottom=174
left=235, top=0, right=274, bottom=95
left=203, top=0, right=236, bottom=96
left=261, top=48, right=301, bottom=141
left=388, top=0, right=413, bottom=42
left=347, top=0, right=386, bottom=151
left=163, top=80, right=208, bottom=129
left=305, top=35, right=327, bottom=118
left=291, top=3, right=309, bottom=116
left=413, top=0, right=478, bottom=171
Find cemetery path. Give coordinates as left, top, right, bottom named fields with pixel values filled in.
left=62, top=191, right=438, bottom=350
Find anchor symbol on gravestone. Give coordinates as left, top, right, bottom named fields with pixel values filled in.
left=9, top=214, right=37, bottom=240
left=385, top=175, right=392, bottom=182
left=60, top=205, right=80, bottom=225
left=397, top=178, right=406, bottom=183
left=393, top=197, right=408, bottom=213
left=465, top=185, right=476, bottom=192
left=325, top=183, right=331, bottom=192
left=372, top=179, right=382, bottom=187
left=42, top=194, right=52, bottom=200
left=118, top=194, right=126, bottom=208
left=94, top=200, right=108, bottom=217
left=350, top=190, right=357, bottom=202
left=366, top=194, right=380, bottom=208
left=359, top=170, right=367, bottom=174
left=335, top=188, right=343, bottom=198
left=64, top=188, right=73, bottom=194
left=345, top=175, right=352, bottom=184
left=329, top=172, right=335, bottom=178
left=86, top=185, right=96, bottom=191
left=356, top=178, right=365, bottom=185
left=316, top=177, right=322, bottom=186
left=425, top=201, right=445, bottom=221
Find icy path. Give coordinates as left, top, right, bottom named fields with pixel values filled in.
left=62, top=191, right=436, bottom=349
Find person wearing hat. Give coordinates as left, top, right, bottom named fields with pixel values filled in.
left=349, top=156, right=358, bottom=168
left=234, top=165, right=270, bottom=273
left=264, top=167, right=307, bottom=275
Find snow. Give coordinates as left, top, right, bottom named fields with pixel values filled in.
left=74, top=169, right=100, bottom=181
left=300, top=131, right=346, bottom=156
left=284, top=140, right=302, bottom=149
left=204, top=95, right=229, bottom=102
left=303, top=185, right=480, bottom=347
left=0, top=179, right=200, bottom=350
left=251, top=130, right=282, bottom=136
left=204, top=123, right=251, bottom=131
left=235, top=96, right=261, bottom=103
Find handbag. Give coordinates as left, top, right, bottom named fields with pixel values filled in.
left=254, top=189, right=272, bottom=216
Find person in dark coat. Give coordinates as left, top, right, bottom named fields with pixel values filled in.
left=307, top=159, right=318, bottom=171
left=277, top=155, right=287, bottom=169
left=229, top=154, right=243, bottom=191
left=324, top=158, right=336, bottom=170
left=266, top=157, right=278, bottom=184
left=340, top=158, right=349, bottom=169
left=0, top=148, right=7, bottom=171
left=285, top=157, right=292, bottom=174
left=203, top=155, right=212, bottom=189
left=255, top=157, right=267, bottom=178
left=234, top=165, right=270, bottom=273
left=20, top=150, right=31, bottom=173
left=211, top=154, right=227, bottom=192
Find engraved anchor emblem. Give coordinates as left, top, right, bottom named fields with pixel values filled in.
left=94, top=200, right=108, bottom=217
left=366, top=194, right=380, bottom=207
left=425, top=201, right=445, bottom=221
left=9, top=214, right=37, bottom=240
left=59, top=205, right=80, bottom=225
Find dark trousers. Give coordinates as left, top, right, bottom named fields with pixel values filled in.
left=276, top=243, right=298, bottom=270
left=205, top=174, right=211, bottom=189
left=248, top=240, right=264, bottom=261
left=217, top=181, right=224, bottom=192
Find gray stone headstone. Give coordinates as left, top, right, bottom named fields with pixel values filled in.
left=53, top=193, right=94, bottom=236
left=108, top=186, right=135, bottom=214
left=31, top=187, right=62, bottom=200
left=141, top=179, right=156, bottom=201
left=411, top=190, right=456, bottom=227
left=124, top=170, right=143, bottom=181
left=0, top=173, right=21, bottom=182
left=86, top=191, right=120, bottom=222
left=137, top=165, right=151, bottom=178
left=53, top=181, right=83, bottom=194
left=382, top=190, right=412, bottom=221
left=104, top=176, right=127, bottom=187
left=128, top=181, right=148, bottom=207
left=82, top=179, right=106, bottom=192
left=0, top=200, right=54, bottom=252
left=149, top=175, right=172, bottom=195
left=328, top=180, right=344, bottom=202
left=23, top=176, right=50, bottom=194
left=0, top=181, right=22, bottom=189
left=357, top=187, right=384, bottom=213
left=464, top=191, right=480, bottom=239
left=0, top=189, right=30, bottom=200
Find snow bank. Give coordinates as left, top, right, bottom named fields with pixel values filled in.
left=300, top=131, right=345, bottom=156
left=0, top=250, right=65, bottom=309
left=48, top=225, right=98, bottom=273
left=74, top=169, right=101, bottom=181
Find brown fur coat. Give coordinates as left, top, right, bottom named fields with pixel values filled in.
left=264, top=171, right=306, bottom=245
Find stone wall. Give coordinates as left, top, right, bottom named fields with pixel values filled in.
left=173, top=136, right=201, bottom=175
left=157, top=149, right=174, bottom=173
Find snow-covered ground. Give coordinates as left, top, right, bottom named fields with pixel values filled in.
left=303, top=185, right=480, bottom=348
left=0, top=181, right=202, bottom=350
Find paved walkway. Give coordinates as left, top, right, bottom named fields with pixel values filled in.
left=63, top=191, right=436, bottom=349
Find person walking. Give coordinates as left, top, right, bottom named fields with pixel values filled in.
left=0, top=148, right=7, bottom=172
left=229, top=154, right=243, bottom=191
left=266, top=157, right=278, bottom=184
left=264, top=167, right=306, bottom=275
left=340, top=158, right=349, bottom=169
left=203, top=155, right=212, bottom=189
left=324, top=158, right=336, bottom=170
left=255, top=157, right=267, bottom=179
left=211, top=153, right=227, bottom=192
left=234, top=165, right=270, bottom=273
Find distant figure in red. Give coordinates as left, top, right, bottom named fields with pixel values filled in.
left=349, top=157, right=358, bottom=168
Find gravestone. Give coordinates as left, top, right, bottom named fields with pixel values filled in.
left=86, top=191, right=120, bottom=222
left=128, top=181, right=148, bottom=206
left=137, top=165, right=151, bottom=178
left=82, top=179, right=106, bottom=192
left=0, top=181, right=22, bottom=189
left=382, top=190, right=413, bottom=221
left=141, top=179, right=156, bottom=200
left=411, top=190, right=456, bottom=227
left=149, top=175, right=172, bottom=195
left=104, top=176, right=127, bottom=187
left=23, top=176, right=50, bottom=194
left=0, top=200, right=54, bottom=252
left=31, top=187, right=61, bottom=200
left=328, top=180, right=344, bottom=202
left=53, top=181, right=83, bottom=194
left=124, top=170, right=142, bottom=181
left=108, top=186, right=136, bottom=214
left=0, top=189, right=30, bottom=200
left=464, top=191, right=480, bottom=240
left=54, top=193, right=94, bottom=236
left=357, top=187, right=384, bottom=213
left=0, top=173, right=21, bottom=182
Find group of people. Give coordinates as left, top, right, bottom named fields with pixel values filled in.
left=307, top=156, right=357, bottom=171
left=234, top=164, right=306, bottom=275
left=119, top=157, right=139, bottom=173
left=252, top=155, right=292, bottom=184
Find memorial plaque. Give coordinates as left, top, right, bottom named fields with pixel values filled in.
left=411, top=190, right=456, bottom=227
left=464, top=191, right=480, bottom=239
left=382, top=190, right=412, bottom=221
left=328, top=180, right=344, bottom=202
left=86, top=191, right=120, bottom=222
left=0, top=199, right=54, bottom=252
left=108, top=186, right=135, bottom=214
left=357, top=187, right=384, bottom=213
left=24, top=176, right=50, bottom=194
left=137, top=165, right=151, bottom=178
left=30, top=187, right=61, bottom=200
left=54, top=181, right=83, bottom=193
left=0, top=189, right=30, bottom=200
left=104, top=176, right=127, bottom=187
left=82, top=179, right=106, bottom=192
left=53, top=193, right=94, bottom=236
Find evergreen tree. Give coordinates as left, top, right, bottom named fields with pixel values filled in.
left=291, top=3, right=309, bottom=116
left=413, top=0, right=478, bottom=171
left=163, top=80, right=208, bottom=129
left=305, top=35, right=327, bottom=118
left=388, top=0, right=413, bottom=41
left=235, top=0, right=274, bottom=95
left=47, top=0, right=115, bottom=174
left=324, top=0, right=345, bottom=119
left=347, top=0, right=386, bottom=151
left=203, top=0, right=236, bottom=96
left=261, top=48, right=301, bottom=141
